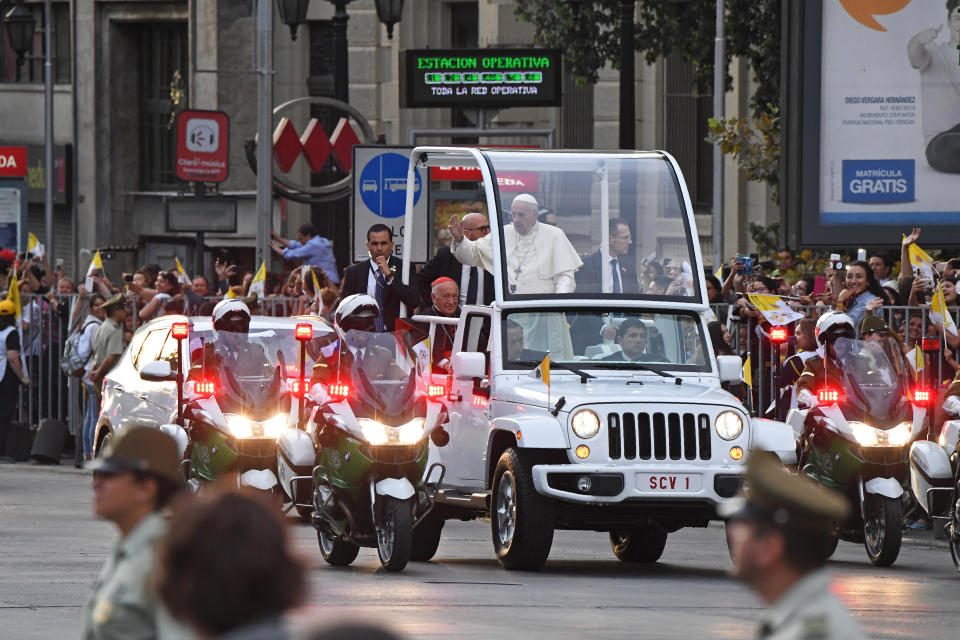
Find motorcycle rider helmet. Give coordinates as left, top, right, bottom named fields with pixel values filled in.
left=334, top=294, right=380, bottom=341
left=814, top=311, right=855, bottom=348
left=212, top=299, right=251, bottom=334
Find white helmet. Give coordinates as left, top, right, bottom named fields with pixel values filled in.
left=333, top=294, right=380, bottom=340
left=212, top=299, right=251, bottom=333
left=814, top=311, right=855, bottom=348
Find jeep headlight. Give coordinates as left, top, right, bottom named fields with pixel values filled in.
left=571, top=409, right=601, bottom=439
left=715, top=411, right=743, bottom=441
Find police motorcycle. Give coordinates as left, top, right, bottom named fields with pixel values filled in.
left=788, top=312, right=926, bottom=566
left=161, top=301, right=330, bottom=514
left=908, top=393, right=960, bottom=571
left=306, top=295, right=447, bottom=572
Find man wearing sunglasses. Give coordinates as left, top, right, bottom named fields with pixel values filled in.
left=84, top=427, right=189, bottom=639
left=415, top=212, right=494, bottom=310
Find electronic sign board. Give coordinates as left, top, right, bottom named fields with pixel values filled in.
left=401, top=49, right=562, bottom=108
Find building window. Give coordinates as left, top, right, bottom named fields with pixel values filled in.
left=139, top=23, right=188, bottom=190
left=0, top=2, right=71, bottom=84
left=662, top=52, right=713, bottom=215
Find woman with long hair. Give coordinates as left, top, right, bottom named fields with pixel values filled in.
left=835, top=261, right=889, bottom=330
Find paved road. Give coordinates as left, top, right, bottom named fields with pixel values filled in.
left=2, top=462, right=958, bottom=639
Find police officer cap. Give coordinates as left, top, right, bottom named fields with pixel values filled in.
left=101, top=294, right=126, bottom=313
left=92, top=427, right=183, bottom=486
left=717, top=452, right=849, bottom=533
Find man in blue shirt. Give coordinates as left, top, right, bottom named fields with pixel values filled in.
left=271, top=223, right=340, bottom=284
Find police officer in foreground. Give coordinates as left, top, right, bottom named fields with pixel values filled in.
left=719, top=453, right=867, bottom=640
left=84, top=427, right=192, bottom=640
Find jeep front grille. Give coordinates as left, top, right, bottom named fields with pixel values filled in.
left=607, top=412, right=712, bottom=461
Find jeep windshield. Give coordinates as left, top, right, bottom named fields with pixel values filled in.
left=503, top=309, right=709, bottom=373
left=479, top=151, right=701, bottom=303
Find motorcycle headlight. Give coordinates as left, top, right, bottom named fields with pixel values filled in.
left=715, top=411, right=743, bottom=441
left=397, top=418, right=426, bottom=444
left=571, top=410, right=600, bottom=439
left=226, top=414, right=253, bottom=439
left=261, top=414, right=288, bottom=438
left=850, top=421, right=912, bottom=448
left=358, top=418, right=389, bottom=446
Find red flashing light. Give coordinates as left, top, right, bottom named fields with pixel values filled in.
left=289, top=379, right=305, bottom=397
left=909, top=388, right=932, bottom=405
left=328, top=383, right=350, bottom=401
left=817, top=387, right=841, bottom=404
left=472, top=395, right=488, bottom=409
left=295, top=323, right=313, bottom=342
left=427, top=384, right=446, bottom=399
left=922, top=337, right=940, bottom=352
left=769, top=327, right=788, bottom=344
left=171, top=322, right=189, bottom=340
left=194, top=380, right=216, bottom=397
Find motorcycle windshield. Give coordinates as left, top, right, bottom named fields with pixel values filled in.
left=345, top=329, right=417, bottom=415
left=210, top=329, right=291, bottom=419
left=834, top=337, right=909, bottom=421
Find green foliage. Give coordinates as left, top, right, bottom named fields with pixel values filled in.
left=747, top=221, right=779, bottom=259
left=707, top=105, right=780, bottom=202
left=514, top=0, right=780, bottom=117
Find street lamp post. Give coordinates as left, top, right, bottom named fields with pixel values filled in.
left=712, top=0, right=725, bottom=272
left=255, top=0, right=274, bottom=269
left=330, top=0, right=351, bottom=103
left=3, top=2, right=35, bottom=80
left=618, top=0, right=637, bottom=221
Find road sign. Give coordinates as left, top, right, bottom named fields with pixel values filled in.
left=0, top=182, right=27, bottom=252
left=176, top=110, right=230, bottom=182
left=352, top=146, right=429, bottom=262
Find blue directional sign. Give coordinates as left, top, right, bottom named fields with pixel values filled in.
left=357, top=152, right=422, bottom=219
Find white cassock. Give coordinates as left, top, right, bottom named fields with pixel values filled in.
left=452, top=222, right=582, bottom=355
left=451, top=222, right=582, bottom=295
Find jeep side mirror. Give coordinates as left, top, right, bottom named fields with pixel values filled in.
left=452, top=352, right=486, bottom=380
left=141, top=359, right=174, bottom=381
left=716, top=355, right=742, bottom=384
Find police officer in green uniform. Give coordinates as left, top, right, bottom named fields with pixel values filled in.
left=719, top=453, right=867, bottom=640
left=84, top=427, right=193, bottom=640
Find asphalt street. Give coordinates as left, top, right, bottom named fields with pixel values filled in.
left=2, top=462, right=958, bottom=639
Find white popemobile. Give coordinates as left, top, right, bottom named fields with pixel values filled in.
left=400, top=148, right=796, bottom=570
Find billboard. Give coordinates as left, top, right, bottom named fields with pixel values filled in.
left=796, top=1, right=960, bottom=246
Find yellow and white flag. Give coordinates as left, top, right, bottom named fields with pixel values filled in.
left=6, top=262, right=21, bottom=319
left=747, top=294, right=804, bottom=326
left=84, top=251, right=103, bottom=292
left=528, top=352, right=550, bottom=387
left=741, top=355, right=753, bottom=388
left=907, top=241, right=935, bottom=283
left=929, top=281, right=958, bottom=336
left=27, top=233, right=44, bottom=258
left=311, top=269, right=323, bottom=301
left=906, top=346, right=924, bottom=381
left=174, top=257, right=191, bottom=286
left=225, top=287, right=237, bottom=299
left=247, top=261, right=267, bottom=297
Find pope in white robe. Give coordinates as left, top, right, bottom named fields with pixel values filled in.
left=449, top=193, right=582, bottom=355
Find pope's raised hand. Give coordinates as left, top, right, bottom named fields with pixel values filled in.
left=448, top=215, right=464, bottom=242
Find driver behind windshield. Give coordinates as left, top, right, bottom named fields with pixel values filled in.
left=795, top=312, right=856, bottom=409
left=602, top=318, right=653, bottom=362
left=310, top=294, right=379, bottom=386
left=189, top=300, right=269, bottom=380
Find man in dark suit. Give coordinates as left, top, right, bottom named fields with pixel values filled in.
left=339, top=224, right=420, bottom=332
left=602, top=318, right=654, bottom=362
left=505, top=319, right=546, bottom=363
left=571, top=217, right=641, bottom=354
left=576, top=217, right=641, bottom=295
left=415, top=212, right=494, bottom=310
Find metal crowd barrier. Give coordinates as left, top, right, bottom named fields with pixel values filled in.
left=712, top=303, right=960, bottom=420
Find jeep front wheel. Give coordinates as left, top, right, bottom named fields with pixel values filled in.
left=491, top=449, right=555, bottom=570
left=610, top=528, right=668, bottom=563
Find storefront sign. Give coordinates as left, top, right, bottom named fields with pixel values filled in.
left=401, top=49, right=562, bottom=108
left=0, top=146, right=27, bottom=177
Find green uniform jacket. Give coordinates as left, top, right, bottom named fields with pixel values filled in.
left=83, top=512, right=194, bottom=640
left=757, top=569, right=867, bottom=640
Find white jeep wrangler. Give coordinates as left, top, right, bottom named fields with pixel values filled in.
left=401, top=147, right=795, bottom=569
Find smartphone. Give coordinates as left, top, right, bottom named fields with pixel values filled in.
left=812, top=276, right=827, bottom=296
left=857, top=248, right=867, bottom=262
left=123, top=273, right=134, bottom=283
left=828, top=253, right=844, bottom=271
left=55, top=258, right=64, bottom=268
left=950, top=259, right=960, bottom=270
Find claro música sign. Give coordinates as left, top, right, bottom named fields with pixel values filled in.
left=400, top=49, right=562, bottom=108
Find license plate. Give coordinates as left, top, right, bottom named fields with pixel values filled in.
left=637, top=473, right=702, bottom=492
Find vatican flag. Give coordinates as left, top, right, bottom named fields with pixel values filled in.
left=741, top=355, right=753, bottom=388
left=929, top=282, right=958, bottom=337
left=528, top=352, right=550, bottom=388
left=907, top=241, right=935, bottom=283
left=747, top=294, right=804, bottom=326
left=311, top=269, right=323, bottom=301
left=225, top=287, right=237, bottom=299
left=85, top=251, right=103, bottom=292
left=27, top=233, right=44, bottom=258
left=174, top=257, right=191, bottom=285
left=6, top=262, right=21, bottom=319
left=247, top=261, right=267, bottom=297
left=906, top=346, right=924, bottom=382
